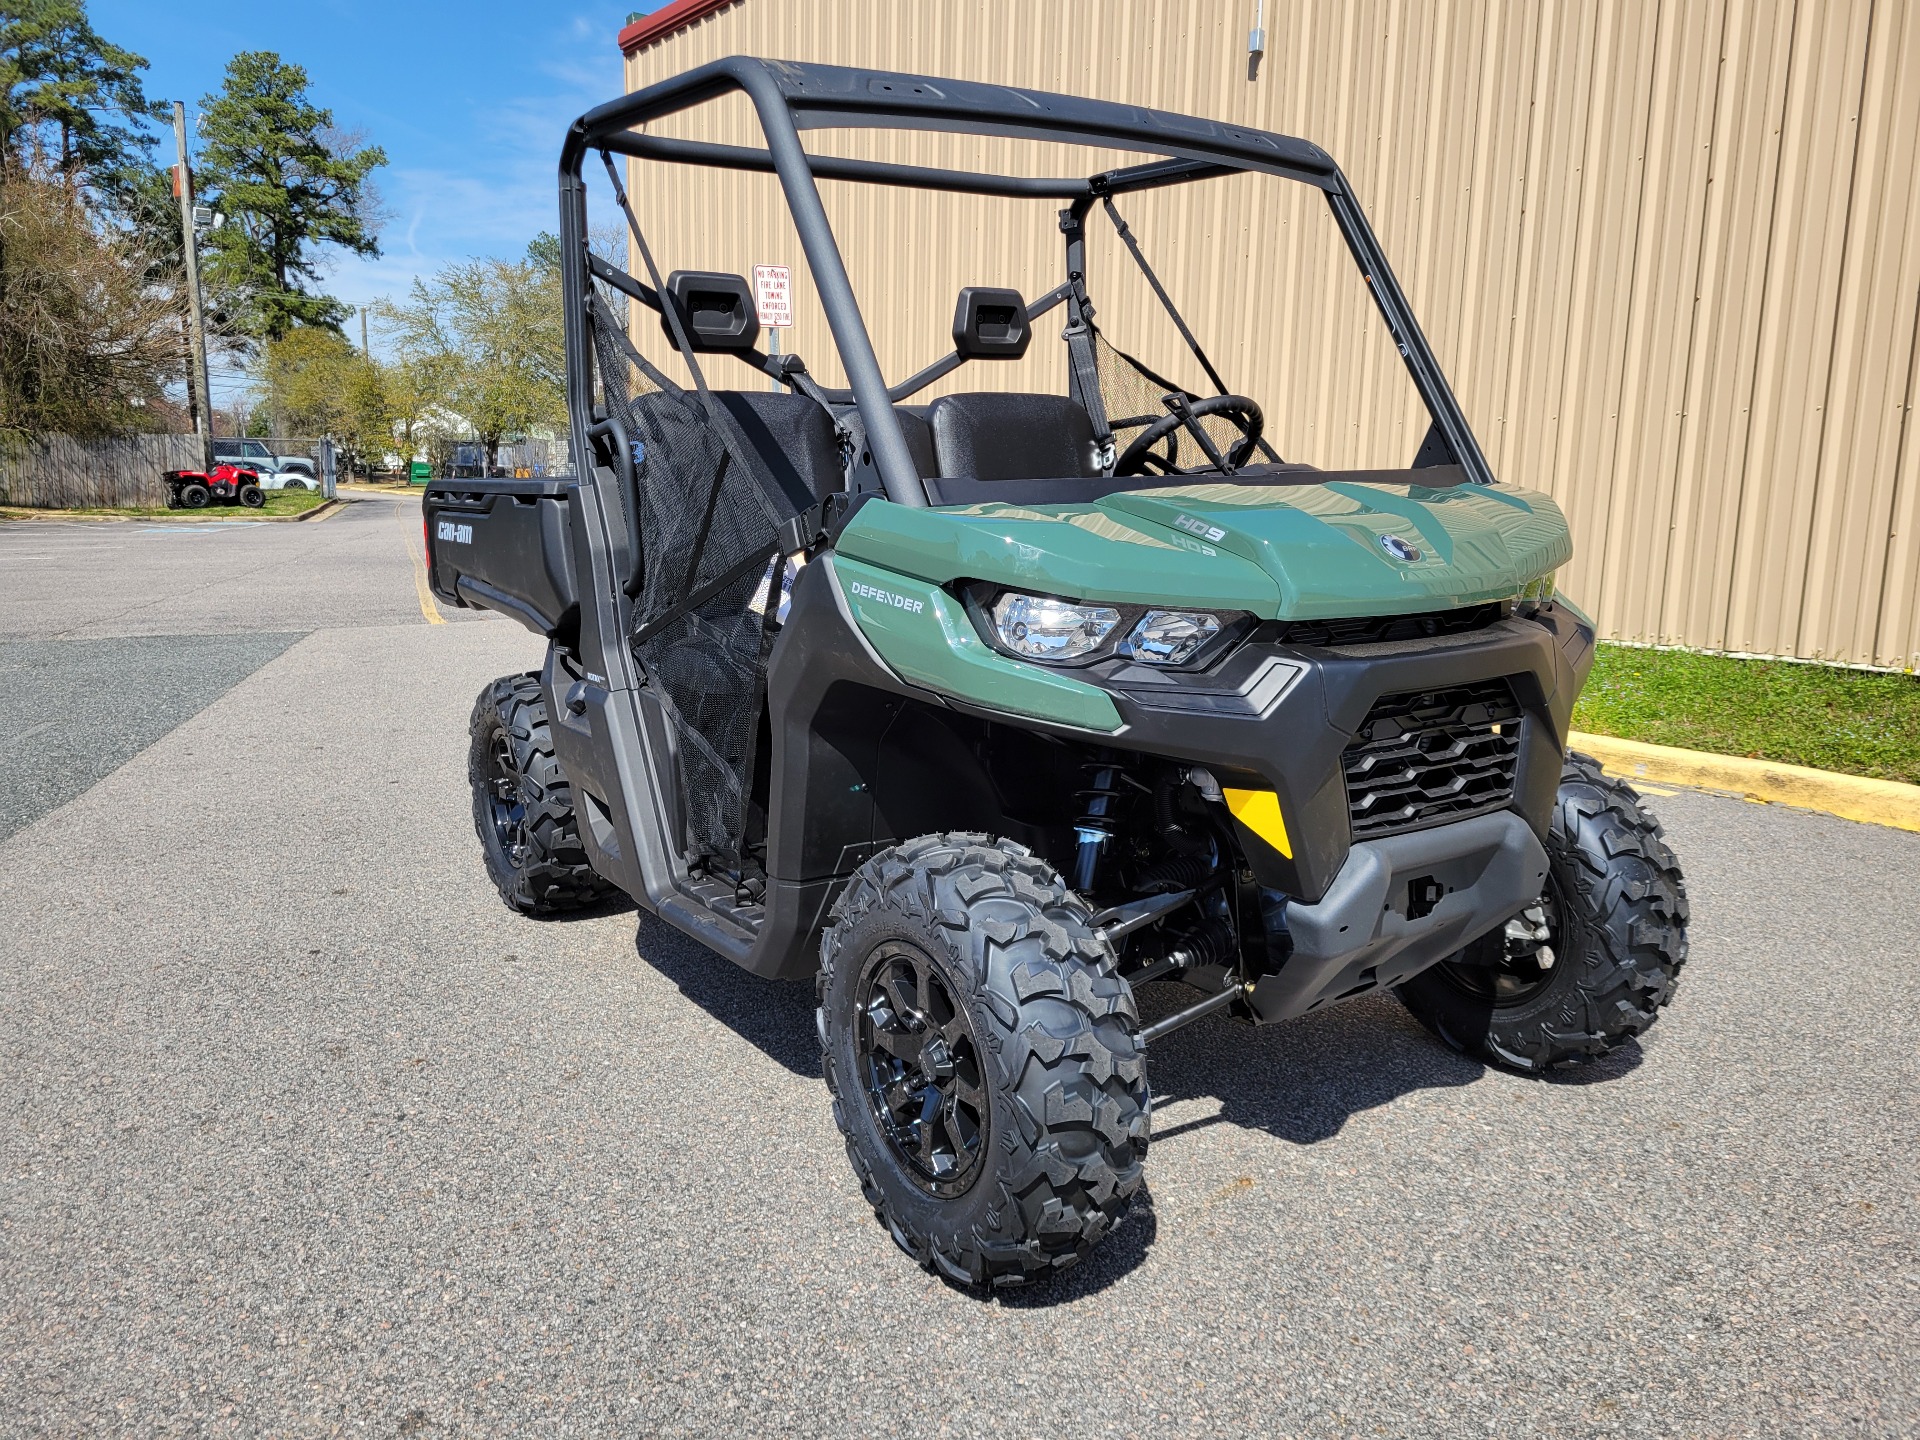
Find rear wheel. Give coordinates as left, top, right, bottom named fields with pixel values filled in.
left=818, top=834, right=1149, bottom=1287
left=179, top=483, right=209, bottom=508
left=1396, top=753, right=1689, bottom=1073
left=468, top=673, right=620, bottom=915
left=281, top=478, right=309, bottom=491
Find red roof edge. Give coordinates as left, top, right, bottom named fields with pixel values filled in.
left=617, top=0, right=739, bottom=55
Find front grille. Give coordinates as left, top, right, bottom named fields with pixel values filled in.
left=1271, top=603, right=1505, bottom=649
left=1343, top=679, right=1523, bottom=839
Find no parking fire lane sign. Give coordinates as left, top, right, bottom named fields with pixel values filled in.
left=752, top=265, right=791, bottom=328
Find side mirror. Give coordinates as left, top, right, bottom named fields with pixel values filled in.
left=952, top=286, right=1030, bottom=360
left=660, top=271, right=760, bottom=353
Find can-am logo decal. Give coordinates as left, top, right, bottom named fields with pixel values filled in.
left=847, top=579, right=924, bottom=614
left=1378, top=533, right=1422, bottom=562
left=1172, top=514, right=1227, bottom=543
left=436, top=520, right=473, bottom=545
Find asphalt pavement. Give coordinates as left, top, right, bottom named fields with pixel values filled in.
left=0, top=491, right=1914, bottom=1437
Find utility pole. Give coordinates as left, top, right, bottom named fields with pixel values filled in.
left=360, top=305, right=369, bottom=355
left=172, top=101, right=215, bottom=471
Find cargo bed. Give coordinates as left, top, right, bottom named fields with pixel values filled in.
left=423, top=477, right=578, bottom=637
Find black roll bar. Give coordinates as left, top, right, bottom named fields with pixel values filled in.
left=560, top=56, right=1496, bottom=508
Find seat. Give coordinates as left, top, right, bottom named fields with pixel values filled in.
left=612, top=389, right=842, bottom=597
left=710, top=390, right=843, bottom=504
left=926, top=392, right=1100, bottom=482
left=891, top=405, right=938, bottom=478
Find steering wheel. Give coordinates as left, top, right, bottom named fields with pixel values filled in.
left=1115, top=393, right=1266, bottom=477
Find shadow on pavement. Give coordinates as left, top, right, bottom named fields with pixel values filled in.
left=1137, top=985, right=1485, bottom=1146
left=526, top=894, right=636, bottom=924
left=628, top=917, right=1644, bottom=1306
left=634, top=913, right=822, bottom=1078
left=632, top=909, right=1649, bottom=1133
left=1137, top=981, right=1644, bottom=1146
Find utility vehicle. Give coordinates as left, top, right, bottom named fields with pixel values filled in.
left=425, top=59, right=1689, bottom=1287
left=164, top=463, right=265, bottom=509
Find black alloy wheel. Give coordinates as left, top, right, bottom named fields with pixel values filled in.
left=1430, top=888, right=1562, bottom=1008
left=818, top=833, right=1149, bottom=1287
left=179, top=483, right=210, bottom=508
left=855, top=941, right=988, bottom=1197
left=239, top=484, right=265, bottom=508
left=484, top=723, right=529, bottom=865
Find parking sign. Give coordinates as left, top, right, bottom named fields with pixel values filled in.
left=752, top=264, right=792, bottom=328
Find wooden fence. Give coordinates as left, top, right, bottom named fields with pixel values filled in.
left=0, top=434, right=206, bottom=509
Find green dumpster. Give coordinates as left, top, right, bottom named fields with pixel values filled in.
left=409, top=461, right=432, bottom=486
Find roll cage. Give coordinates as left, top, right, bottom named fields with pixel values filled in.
left=557, top=55, right=1493, bottom=514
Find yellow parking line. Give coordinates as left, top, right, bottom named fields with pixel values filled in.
left=397, top=500, right=445, bottom=625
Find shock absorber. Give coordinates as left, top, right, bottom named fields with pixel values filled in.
left=1072, top=759, right=1124, bottom=893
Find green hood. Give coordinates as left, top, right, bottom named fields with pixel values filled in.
left=835, top=477, right=1572, bottom=620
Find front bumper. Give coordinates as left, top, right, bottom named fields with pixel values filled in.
left=1072, top=602, right=1594, bottom=902
left=1249, top=810, right=1550, bottom=1023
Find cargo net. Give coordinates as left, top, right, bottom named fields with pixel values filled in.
left=1090, top=327, right=1265, bottom=469
left=589, top=288, right=800, bottom=871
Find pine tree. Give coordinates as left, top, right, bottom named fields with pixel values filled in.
left=194, top=50, right=385, bottom=341
left=0, top=0, right=161, bottom=204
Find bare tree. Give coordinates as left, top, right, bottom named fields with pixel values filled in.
left=0, top=169, right=176, bottom=441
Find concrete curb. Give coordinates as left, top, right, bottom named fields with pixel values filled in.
left=1568, top=730, right=1920, bottom=834
left=297, top=498, right=345, bottom=522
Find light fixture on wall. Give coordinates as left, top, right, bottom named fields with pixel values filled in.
left=1248, top=0, right=1267, bottom=81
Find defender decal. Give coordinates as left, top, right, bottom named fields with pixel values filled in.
left=847, top=579, right=925, bottom=614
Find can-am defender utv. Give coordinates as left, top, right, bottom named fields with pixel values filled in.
left=425, top=58, right=1689, bottom=1287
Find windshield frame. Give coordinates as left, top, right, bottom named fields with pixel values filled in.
left=560, top=56, right=1492, bottom=507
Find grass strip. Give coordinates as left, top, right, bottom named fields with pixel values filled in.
left=0, top=490, right=329, bottom=521
left=1572, top=644, right=1920, bottom=785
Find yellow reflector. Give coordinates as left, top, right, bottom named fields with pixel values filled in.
left=1222, top=787, right=1292, bottom=859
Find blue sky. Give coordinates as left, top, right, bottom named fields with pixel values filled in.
left=97, top=0, right=650, bottom=389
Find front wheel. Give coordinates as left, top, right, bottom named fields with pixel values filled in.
left=818, top=834, right=1149, bottom=1287
left=1396, top=753, right=1690, bottom=1074
left=239, top=484, right=265, bottom=508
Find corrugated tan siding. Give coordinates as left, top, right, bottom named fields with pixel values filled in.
left=622, top=0, right=1920, bottom=669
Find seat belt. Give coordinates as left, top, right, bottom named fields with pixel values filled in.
left=1058, top=207, right=1116, bottom=474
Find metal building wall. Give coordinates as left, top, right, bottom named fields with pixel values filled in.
left=622, top=0, right=1920, bottom=669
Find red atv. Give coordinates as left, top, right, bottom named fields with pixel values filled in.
left=163, top=463, right=266, bottom=510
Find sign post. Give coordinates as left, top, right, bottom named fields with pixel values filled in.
left=752, top=264, right=792, bottom=391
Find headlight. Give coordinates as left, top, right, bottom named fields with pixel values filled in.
left=1119, top=610, right=1222, bottom=665
left=1515, top=571, right=1558, bottom=615
left=991, top=592, right=1120, bottom=661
